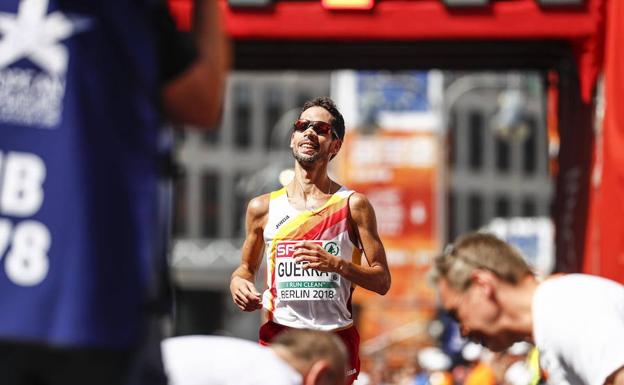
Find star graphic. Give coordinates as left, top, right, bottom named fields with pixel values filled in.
left=0, top=0, right=87, bottom=75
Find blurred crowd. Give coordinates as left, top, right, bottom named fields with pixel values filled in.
left=357, top=341, right=539, bottom=385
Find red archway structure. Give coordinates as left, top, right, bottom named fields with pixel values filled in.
left=584, top=0, right=624, bottom=283
left=169, top=0, right=621, bottom=282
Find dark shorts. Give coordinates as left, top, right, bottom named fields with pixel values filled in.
left=259, top=320, right=360, bottom=385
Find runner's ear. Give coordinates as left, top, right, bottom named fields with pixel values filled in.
left=330, top=138, right=342, bottom=158
left=304, top=360, right=332, bottom=385
left=470, top=269, right=497, bottom=298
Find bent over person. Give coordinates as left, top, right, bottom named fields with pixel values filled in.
left=429, top=232, right=624, bottom=385
left=230, top=96, right=391, bottom=385
left=163, top=329, right=347, bottom=385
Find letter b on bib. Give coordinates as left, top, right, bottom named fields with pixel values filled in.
left=0, top=152, right=46, bottom=217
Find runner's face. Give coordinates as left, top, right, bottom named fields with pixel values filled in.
left=291, top=106, right=338, bottom=165
left=438, top=277, right=515, bottom=352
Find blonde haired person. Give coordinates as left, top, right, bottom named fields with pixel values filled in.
left=429, top=232, right=624, bottom=385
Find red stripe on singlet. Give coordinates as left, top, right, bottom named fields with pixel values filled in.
left=300, top=203, right=349, bottom=240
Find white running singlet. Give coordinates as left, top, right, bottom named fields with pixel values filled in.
left=262, top=186, right=361, bottom=330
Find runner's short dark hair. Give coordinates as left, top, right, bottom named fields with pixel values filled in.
left=300, top=96, right=345, bottom=141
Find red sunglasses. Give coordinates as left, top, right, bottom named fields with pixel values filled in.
left=293, top=119, right=337, bottom=138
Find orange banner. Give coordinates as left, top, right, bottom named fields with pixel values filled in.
left=336, top=127, right=442, bottom=370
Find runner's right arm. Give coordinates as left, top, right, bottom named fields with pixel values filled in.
left=230, top=194, right=270, bottom=312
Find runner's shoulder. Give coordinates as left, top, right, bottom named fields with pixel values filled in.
left=348, top=192, right=373, bottom=212
left=247, top=194, right=270, bottom=220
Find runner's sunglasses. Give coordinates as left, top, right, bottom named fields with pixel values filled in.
left=293, top=119, right=337, bottom=138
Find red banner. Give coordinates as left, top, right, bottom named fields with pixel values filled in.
left=584, top=0, right=624, bottom=283
left=336, top=128, right=441, bottom=370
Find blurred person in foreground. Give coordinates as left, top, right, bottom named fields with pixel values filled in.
left=230, top=96, right=391, bottom=385
left=0, top=0, right=228, bottom=384
left=162, top=329, right=347, bottom=385
left=429, top=232, right=624, bottom=385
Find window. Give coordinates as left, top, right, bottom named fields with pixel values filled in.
left=201, top=172, right=220, bottom=238
left=468, top=111, right=483, bottom=171
left=234, top=84, right=251, bottom=149
left=495, top=196, right=510, bottom=218
left=265, top=87, right=283, bottom=150
left=523, top=117, right=537, bottom=175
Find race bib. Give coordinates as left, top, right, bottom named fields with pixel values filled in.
left=274, top=240, right=341, bottom=301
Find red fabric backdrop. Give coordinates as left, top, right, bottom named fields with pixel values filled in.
left=584, top=0, right=624, bottom=282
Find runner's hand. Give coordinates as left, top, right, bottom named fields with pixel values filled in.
left=293, top=241, right=342, bottom=273
left=230, top=276, right=263, bottom=311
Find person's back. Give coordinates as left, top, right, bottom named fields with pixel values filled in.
left=0, top=0, right=183, bottom=349
left=533, top=274, right=624, bottom=385
left=163, top=336, right=302, bottom=385
left=0, top=0, right=228, bottom=384
left=163, top=330, right=348, bottom=385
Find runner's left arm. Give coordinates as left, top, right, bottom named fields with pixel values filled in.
left=293, top=193, right=391, bottom=295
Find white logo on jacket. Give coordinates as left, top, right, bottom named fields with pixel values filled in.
left=0, top=0, right=91, bottom=127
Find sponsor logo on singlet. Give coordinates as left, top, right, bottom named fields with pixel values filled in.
left=275, top=215, right=290, bottom=229
left=324, top=241, right=340, bottom=256
left=274, top=240, right=341, bottom=301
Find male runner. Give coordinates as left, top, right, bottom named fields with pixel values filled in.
left=429, top=232, right=624, bottom=385
left=230, top=96, right=391, bottom=385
